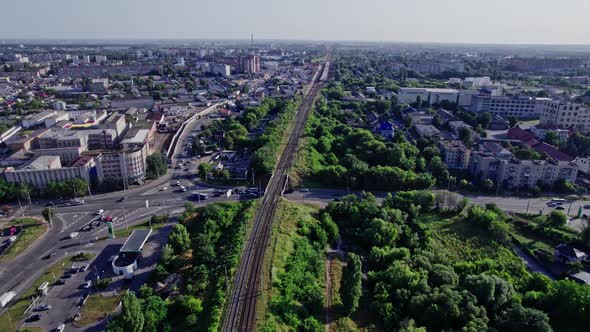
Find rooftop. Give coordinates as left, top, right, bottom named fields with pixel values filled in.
left=120, top=229, right=152, bottom=253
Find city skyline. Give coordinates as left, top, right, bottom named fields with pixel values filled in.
left=1, top=0, right=590, bottom=44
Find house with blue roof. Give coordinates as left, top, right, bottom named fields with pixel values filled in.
left=379, top=121, right=395, bottom=139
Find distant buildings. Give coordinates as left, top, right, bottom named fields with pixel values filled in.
left=89, top=78, right=109, bottom=94
left=3, top=155, right=94, bottom=188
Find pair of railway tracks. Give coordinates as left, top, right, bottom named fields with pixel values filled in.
left=223, top=59, right=330, bottom=331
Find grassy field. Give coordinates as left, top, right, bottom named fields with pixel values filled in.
left=0, top=254, right=95, bottom=332
left=0, top=218, right=47, bottom=262
left=76, top=292, right=122, bottom=326
left=257, top=199, right=322, bottom=331
left=418, top=213, right=531, bottom=290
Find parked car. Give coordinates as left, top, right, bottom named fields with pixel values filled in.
left=79, top=265, right=89, bottom=272
left=69, top=232, right=79, bottom=239
left=55, top=324, right=65, bottom=332
left=54, top=279, right=66, bottom=285
left=73, top=312, right=81, bottom=321
left=35, top=304, right=52, bottom=311
left=83, top=280, right=92, bottom=289
left=27, top=314, right=41, bottom=322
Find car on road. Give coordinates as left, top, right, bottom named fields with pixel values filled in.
left=27, top=314, right=41, bottom=322
left=118, top=196, right=127, bottom=202
left=81, top=225, right=92, bottom=232
left=161, top=187, right=168, bottom=191
left=45, top=201, right=56, bottom=206
left=300, top=188, right=309, bottom=193
left=96, top=209, right=104, bottom=215
left=69, top=232, right=79, bottom=239
left=180, top=186, right=187, bottom=192
left=555, top=206, right=565, bottom=210
left=35, top=304, right=52, bottom=311
left=176, top=181, right=181, bottom=186
left=54, top=279, right=66, bottom=285
left=55, top=324, right=65, bottom=332
left=79, top=265, right=89, bottom=272
left=61, top=273, right=72, bottom=279
left=83, top=280, right=92, bottom=289
left=584, top=204, right=590, bottom=209
left=43, top=252, right=57, bottom=259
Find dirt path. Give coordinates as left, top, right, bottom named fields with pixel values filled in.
left=325, top=257, right=333, bottom=332
left=325, top=238, right=345, bottom=332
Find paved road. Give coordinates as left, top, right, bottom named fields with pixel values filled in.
left=284, top=189, right=590, bottom=231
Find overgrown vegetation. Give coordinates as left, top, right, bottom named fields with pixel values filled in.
left=322, top=191, right=590, bottom=331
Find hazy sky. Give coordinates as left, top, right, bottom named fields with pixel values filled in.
left=2, top=0, right=590, bottom=44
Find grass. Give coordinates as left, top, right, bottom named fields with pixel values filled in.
left=419, top=213, right=532, bottom=290
left=0, top=218, right=47, bottom=262
left=76, top=292, right=123, bottom=326
left=0, top=254, right=95, bottom=332
left=256, top=199, right=321, bottom=331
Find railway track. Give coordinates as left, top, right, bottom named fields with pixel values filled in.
left=223, top=58, right=331, bottom=332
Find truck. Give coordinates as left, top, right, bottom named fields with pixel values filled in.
left=0, top=291, right=16, bottom=308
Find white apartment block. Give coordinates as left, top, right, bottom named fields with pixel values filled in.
left=496, top=158, right=578, bottom=189
left=539, top=100, right=590, bottom=133
left=3, top=155, right=94, bottom=188
left=398, top=88, right=476, bottom=107
left=470, top=95, right=548, bottom=118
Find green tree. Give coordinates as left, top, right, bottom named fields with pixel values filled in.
left=143, top=296, right=168, bottom=332
left=169, top=224, right=190, bottom=254
left=198, top=163, right=212, bottom=180
left=547, top=210, right=567, bottom=228
left=544, top=131, right=560, bottom=146
left=120, top=292, right=145, bottom=332
left=146, top=153, right=168, bottom=178
left=496, top=304, right=552, bottom=332
left=341, top=253, right=362, bottom=315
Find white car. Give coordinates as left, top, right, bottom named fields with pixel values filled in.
left=180, top=186, right=187, bottom=192
left=69, top=232, right=79, bottom=239
left=176, top=181, right=181, bottom=186
left=97, top=209, right=104, bottom=215
left=56, top=324, right=65, bottom=332
left=83, top=280, right=92, bottom=289
left=161, top=187, right=168, bottom=191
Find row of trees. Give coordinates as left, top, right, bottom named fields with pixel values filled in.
left=250, top=100, right=299, bottom=175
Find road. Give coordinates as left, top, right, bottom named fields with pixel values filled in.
left=223, top=59, right=330, bottom=331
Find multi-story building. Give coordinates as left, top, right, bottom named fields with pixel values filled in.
left=439, top=140, right=470, bottom=169
left=407, top=61, right=465, bottom=74
left=398, top=88, right=476, bottom=107
left=210, top=63, right=231, bottom=77
left=3, top=155, right=95, bottom=188
left=89, top=78, right=109, bottom=94
left=539, top=100, right=590, bottom=132
left=496, top=158, right=578, bottom=189
left=530, top=125, right=571, bottom=142
left=470, top=94, right=548, bottom=118
left=236, top=54, right=260, bottom=74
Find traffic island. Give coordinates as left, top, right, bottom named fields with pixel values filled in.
left=0, top=218, right=48, bottom=263
left=72, top=292, right=123, bottom=328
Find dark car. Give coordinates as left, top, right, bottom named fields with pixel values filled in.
left=45, top=201, right=56, bottom=206
left=118, top=196, right=127, bottom=202
left=27, top=314, right=41, bottom=322
left=43, top=252, right=57, bottom=260
left=54, top=279, right=66, bottom=285
left=62, top=273, right=72, bottom=279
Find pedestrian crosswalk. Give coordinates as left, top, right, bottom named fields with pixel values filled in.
left=56, top=206, right=166, bottom=235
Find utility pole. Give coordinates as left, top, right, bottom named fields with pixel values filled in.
left=18, top=197, right=24, bottom=217
left=525, top=199, right=531, bottom=214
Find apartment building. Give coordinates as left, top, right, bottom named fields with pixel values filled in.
left=398, top=88, right=477, bottom=107
left=470, top=95, right=548, bottom=118
left=496, top=158, right=578, bottom=189
left=94, top=147, right=147, bottom=181
left=3, top=155, right=94, bottom=188
left=539, top=100, right=590, bottom=132
left=439, top=140, right=470, bottom=169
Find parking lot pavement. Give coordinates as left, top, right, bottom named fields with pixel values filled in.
left=20, top=257, right=98, bottom=331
